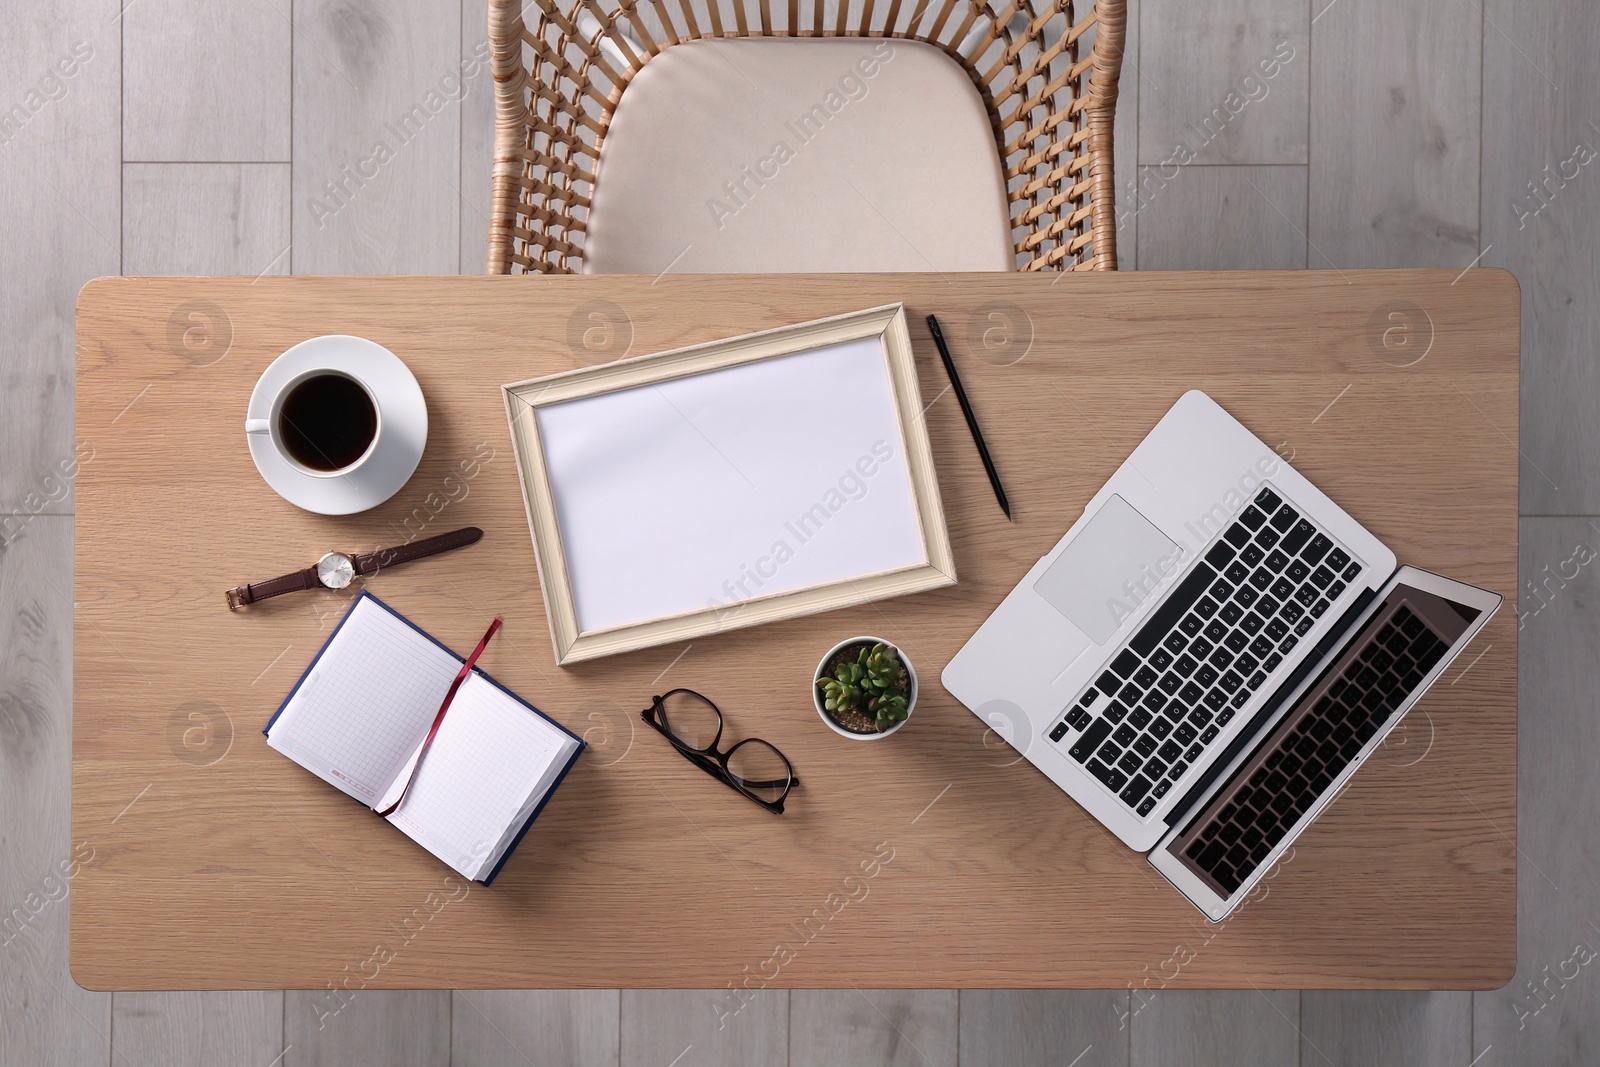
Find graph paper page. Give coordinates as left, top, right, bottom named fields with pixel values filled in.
left=266, top=596, right=460, bottom=805
left=384, top=673, right=579, bottom=880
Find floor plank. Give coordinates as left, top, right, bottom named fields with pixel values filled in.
left=1136, top=0, right=1307, bottom=167
left=1129, top=990, right=1298, bottom=1067
left=0, top=517, right=110, bottom=1066
left=1472, top=519, right=1600, bottom=1065
left=122, top=0, right=291, bottom=162
left=122, top=163, right=292, bottom=276
left=791, top=989, right=957, bottom=1067
left=1135, top=164, right=1306, bottom=269
left=1111, top=0, right=1139, bottom=267
left=1300, top=991, right=1470, bottom=1067
left=459, top=0, right=495, bottom=274
left=291, top=0, right=463, bottom=274
left=622, top=989, right=787, bottom=1067
left=958, top=991, right=1128, bottom=1067
left=113, top=991, right=285, bottom=1065
left=452, top=989, right=620, bottom=1067
left=0, top=0, right=119, bottom=515
left=1481, top=0, right=1600, bottom=514
left=283, top=988, right=451, bottom=1066
left=1308, top=0, right=1480, bottom=268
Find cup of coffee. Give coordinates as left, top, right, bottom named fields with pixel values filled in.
left=245, top=369, right=382, bottom=477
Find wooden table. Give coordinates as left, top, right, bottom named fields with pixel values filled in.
left=72, top=270, right=1519, bottom=990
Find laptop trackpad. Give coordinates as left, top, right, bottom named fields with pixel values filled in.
left=1034, top=495, right=1181, bottom=644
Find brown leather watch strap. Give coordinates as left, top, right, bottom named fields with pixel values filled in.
left=226, top=567, right=320, bottom=611
left=353, top=526, right=484, bottom=576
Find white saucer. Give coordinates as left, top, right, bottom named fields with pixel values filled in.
left=246, top=335, right=428, bottom=515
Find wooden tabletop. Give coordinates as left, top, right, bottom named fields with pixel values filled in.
left=72, top=270, right=1518, bottom=990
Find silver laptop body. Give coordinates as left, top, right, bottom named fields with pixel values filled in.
left=942, top=390, right=1500, bottom=919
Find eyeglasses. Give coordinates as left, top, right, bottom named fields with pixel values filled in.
left=641, top=689, right=798, bottom=814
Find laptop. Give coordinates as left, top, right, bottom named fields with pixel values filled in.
left=941, top=390, right=1501, bottom=921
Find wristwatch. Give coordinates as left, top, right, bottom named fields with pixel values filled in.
left=226, top=527, right=484, bottom=610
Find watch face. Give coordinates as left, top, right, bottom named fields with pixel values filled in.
left=316, top=552, right=356, bottom=590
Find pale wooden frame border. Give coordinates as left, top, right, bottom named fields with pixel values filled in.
left=502, top=303, right=956, bottom=665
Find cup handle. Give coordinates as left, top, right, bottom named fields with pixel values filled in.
left=245, top=419, right=271, bottom=434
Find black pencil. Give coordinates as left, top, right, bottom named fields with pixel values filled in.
left=926, top=314, right=1012, bottom=521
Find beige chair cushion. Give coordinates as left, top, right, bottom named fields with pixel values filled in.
left=583, top=38, right=1015, bottom=274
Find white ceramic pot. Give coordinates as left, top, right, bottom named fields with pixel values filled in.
left=812, top=636, right=918, bottom=741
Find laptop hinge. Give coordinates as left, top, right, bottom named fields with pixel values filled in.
left=1162, top=587, right=1379, bottom=834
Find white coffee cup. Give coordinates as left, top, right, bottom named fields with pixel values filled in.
left=245, top=368, right=383, bottom=478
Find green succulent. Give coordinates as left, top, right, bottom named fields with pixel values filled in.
left=817, top=642, right=910, bottom=732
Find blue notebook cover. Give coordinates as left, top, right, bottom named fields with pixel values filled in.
left=264, top=589, right=585, bottom=885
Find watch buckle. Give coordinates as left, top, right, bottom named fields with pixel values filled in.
left=225, top=588, right=245, bottom=611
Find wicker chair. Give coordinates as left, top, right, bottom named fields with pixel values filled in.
left=487, top=0, right=1126, bottom=274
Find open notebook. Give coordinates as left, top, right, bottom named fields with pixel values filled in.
left=264, top=592, right=583, bottom=884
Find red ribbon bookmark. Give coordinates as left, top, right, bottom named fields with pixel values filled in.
left=376, top=615, right=503, bottom=818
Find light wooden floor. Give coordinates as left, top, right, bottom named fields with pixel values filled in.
left=2, top=0, right=1595, bottom=1063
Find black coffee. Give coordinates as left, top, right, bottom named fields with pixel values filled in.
left=278, top=373, right=378, bottom=471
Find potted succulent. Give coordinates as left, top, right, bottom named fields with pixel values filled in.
left=813, top=636, right=917, bottom=740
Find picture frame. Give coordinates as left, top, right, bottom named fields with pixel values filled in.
left=501, top=303, right=956, bottom=665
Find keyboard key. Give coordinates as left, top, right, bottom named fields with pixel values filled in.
left=1249, top=567, right=1273, bottom=590
left=1236, top=651, right=1259, bottom=674
left=1111, top=649, right=1141, bottom=678
left=1149, top=647, right=1174, bottom=671
left=1135, top=664, right=1158, bottom=688
left=1210, top=646, right=1235, bottom=671
left=1236, top=584, right=1260, bottom=608
left=1179, top=614, right=1204, bottom=637
left=1301, top=533, right=1332, bottom=565
left=1205, top=540, right=1236, bottom=568
left=1087, top=758, right=1126, bottom=792
left=1149, top=717, right=1173, bottom=740
left=1137, top=796, right=1158, bottom=815
left=1204, top=619, right=1228, bottom=642
left=1069, top=718, right=1112, bottom=762
left=1250, top=634, right=1275, bottom=658
left=1240, top=543, right=1264, bottom=566
left=1256, top=526, right=1281, bottom=549
left=1398, top=611, right=1424, bottom=638
left=1310, top=598, right=1330, bottom=618
left=1225, top=560, right=1250, bottom=585
left=1280, top=633, right=1300, bottom=653
left=1129, top=706, right=1153, bottom=729
left=1200, top=725, right=1220, bottom=744
left=1164, top=632, right=1189, bottom=656
left=1102, top=702, right=1128, bottom=724
left=1286, top=559, right=1311, bottom=583
left=1129, top=564, right=1218, bottom=656
left=1295, top=614, right=1315, bottom=635
left=1219, top=670, right=1244, bottom=693
left=1230, top=688, right=1251, bottom=709
left=1174, top=722, right=1198, bottom=745
left=1265, top=617, right=1289, bottom=641
left=1121, top=685, right=1144, bottom=705
left=1142, top=690, right=1168, bottom=713
left=1195, top=664, right=1220, bottom=687
left=1282, top=600, right=1304, bottom=623
left=1158, top=738, right=1184, bottom=763
left=1257, top=593, right=1280, bottom=615
left=1097, top=741, right=1120, bottom=763
left=1189, top=636, right=1214, bottom=659
left=1248, top=670, right=1266, bottom=690
left=1157, top=673, right=1182, bottom=696
left=1294, top=584, right=1318, bottom=606
left=1225, top=630, right=1251, bottom=652
left=1219, top=602, right=1244, bottom=625
left=1133, top=734, right=1158, bottom=757
left=1185, top=742, right=1203, bottom=760
left=1050, top=721, right=1069, bottom=742
left=1256, top=487, right=1283, bottom=512
left=1153, top=778, right=1173, bottom=799
left=1118, top=750, right=1144, bottom=775
left=1210, top=578, right=1234, bottom=601
left=1239, top=504, right=1267, bottom=530
left=1326, top=547, right=1351, bottom=572
left=1202, top=688, right=1227, bottom=710
left=1282, top=519, right=1314, bottom=554
left=1172, top=759, right=1189, bottom=777
left=1310, top=565, right=1335, bottom=589
left=1270, top=505, right=1299, bottom=532
left=1271, top=576, right=1296, bottom=600
left=1097, top=670, right=1121, bottom=697
left=1328, top=579, right=1346, bottom=599
left=1175, top=654, right=1200, bottom=678
left=1217, top=708, right=1235, bottom=726
left=1196, top=596, right=1219, bottom=619
left=1342, top=560, right=1362, bottom=581
left=1069, top=707, right=1093, bottom=729
left=1143, top=755, right=1169, bottom=778
left=1238, top=613, right=1263, bottom=637
left=1224, top=524, right=1251, bottom=548
left=1179, top=681, right=1204, bottom=704
left=1113, top=723, right=1138, bottom=746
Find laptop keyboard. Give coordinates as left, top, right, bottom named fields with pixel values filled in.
left=1178, top=603, right=1451, bottom=895
left=1049, top=485, right=1363, bottom=818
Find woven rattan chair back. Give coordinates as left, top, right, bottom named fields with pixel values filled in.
left=487, top=0, right=1126, bottom=274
